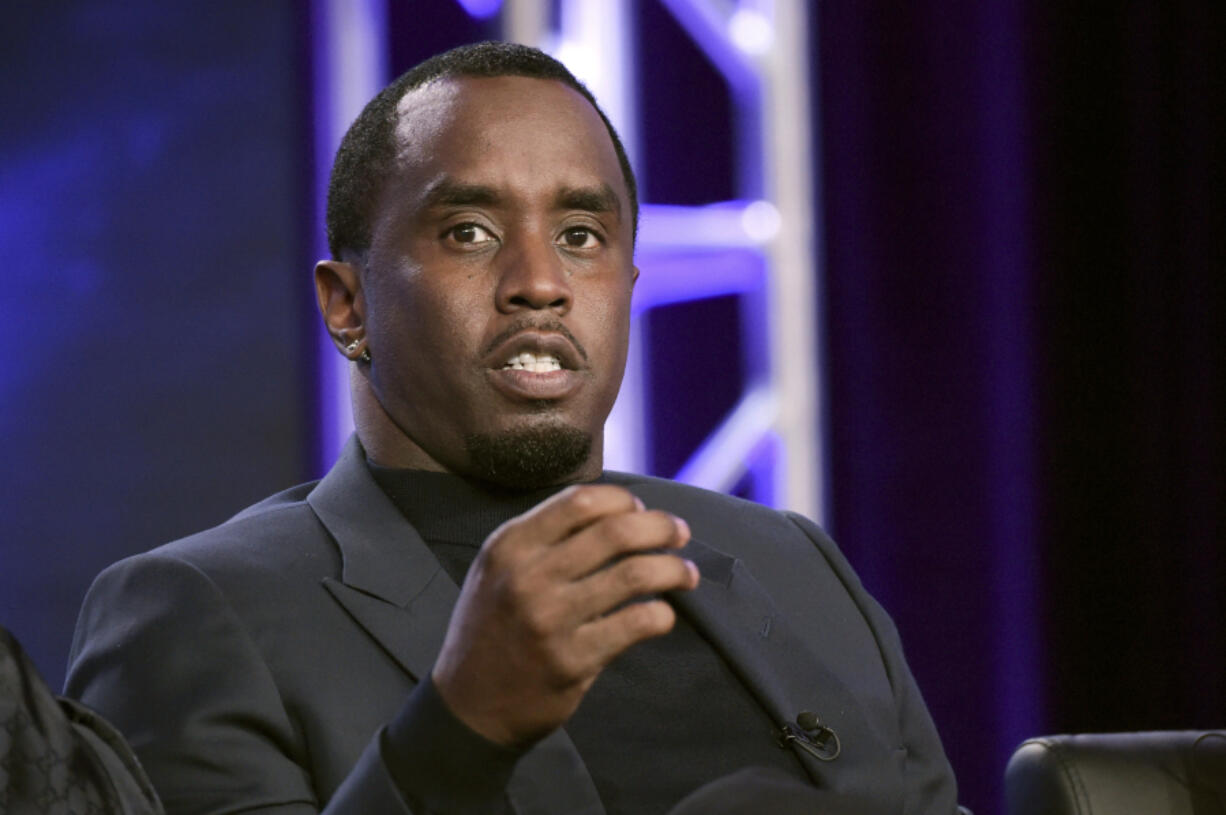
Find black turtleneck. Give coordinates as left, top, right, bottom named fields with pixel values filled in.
left=369, top=464, right=809, bottom=815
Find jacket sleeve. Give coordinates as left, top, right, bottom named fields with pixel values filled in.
left=64, top=552, right=516, bottom=815
left=784, top=512, right=962, bottom=815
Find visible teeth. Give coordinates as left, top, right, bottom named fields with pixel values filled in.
left=502, top=352, right=562, bottom=373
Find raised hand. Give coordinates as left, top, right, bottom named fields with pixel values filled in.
left=430, top=484, right=699, bottom=747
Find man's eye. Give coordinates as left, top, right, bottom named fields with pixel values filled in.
left=448, top=223, right=495, bottom=244
left=560, top=227, right=600, bottom=249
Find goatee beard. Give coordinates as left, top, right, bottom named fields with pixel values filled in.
left=464, top=425, right=592, bottom=490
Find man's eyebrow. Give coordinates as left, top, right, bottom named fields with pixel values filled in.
left=556, top=184, right=622, bottom=219
left=419, top=179, right=621, bottom=219
left=421, top=179, right=502, bottom=209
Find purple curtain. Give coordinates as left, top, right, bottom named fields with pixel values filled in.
left=818, top=1, right=1226, bottom=811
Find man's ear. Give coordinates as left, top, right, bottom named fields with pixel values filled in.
left=314, top=258, right=368, bottom=360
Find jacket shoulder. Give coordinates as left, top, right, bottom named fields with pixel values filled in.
left=108, top=478, right=333, bottom=589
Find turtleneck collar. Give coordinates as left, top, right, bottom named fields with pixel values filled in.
left=366, top=463, right=602, bottom=547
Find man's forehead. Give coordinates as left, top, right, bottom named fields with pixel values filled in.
left=390, top=75, right=605, bottom=157
left=385, top=75, right=628, bottom=211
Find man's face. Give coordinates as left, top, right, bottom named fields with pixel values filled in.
left=357, top=75, right=636, bottom=485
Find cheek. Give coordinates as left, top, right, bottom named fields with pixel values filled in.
left=367, top=268, right=466, bottom=352
left=587, top=284, right=633, bottom=361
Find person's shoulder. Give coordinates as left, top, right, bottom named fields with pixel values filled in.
left=108, top=478, right=332, bottom=584
left=226, top=479, right=318, bottom=523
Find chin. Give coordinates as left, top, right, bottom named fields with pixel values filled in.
left=462, top=423, right=593, bottom=490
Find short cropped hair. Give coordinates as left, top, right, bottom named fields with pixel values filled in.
left=325, top=41, right=639, bottom=259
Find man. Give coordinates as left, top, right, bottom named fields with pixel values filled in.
left=67, top=42, right=959, bottom=814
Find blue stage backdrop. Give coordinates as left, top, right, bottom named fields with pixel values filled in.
left=1, top=2, right=1222, bottom=814
left=0, top=0, right=315, bottom=687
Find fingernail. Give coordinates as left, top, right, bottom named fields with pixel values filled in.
left=676, top=516, right=691, bottom=540
left=633, top=496, right=646, bottom=511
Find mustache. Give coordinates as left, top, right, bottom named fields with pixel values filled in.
left=482, top=318, right=590, bottom=363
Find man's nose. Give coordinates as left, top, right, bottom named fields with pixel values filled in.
left=494, top=234, right=573, bottom=313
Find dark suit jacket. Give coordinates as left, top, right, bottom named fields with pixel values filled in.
left=66, top=437, right=958, bottom=815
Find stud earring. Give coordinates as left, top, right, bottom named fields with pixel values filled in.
left=344, top=340, right=372, bottom=363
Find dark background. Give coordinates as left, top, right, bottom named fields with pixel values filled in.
left=2, top=2, right=1222, bottom=812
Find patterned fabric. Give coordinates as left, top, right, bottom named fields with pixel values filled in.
left=1, top=627, right=162, bottom=815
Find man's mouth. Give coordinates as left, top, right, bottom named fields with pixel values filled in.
left=487, top=336, right=581, bottom=402
left=483, top=319, right=588, bottom=372
left=502, top=351, right=563, bottom=373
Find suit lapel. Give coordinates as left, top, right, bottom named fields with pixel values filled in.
left=307, top=438, right=454, bottom=680
left=306, top=437, right=604, bottom=814
left=675, top=538, right=900, bottom=789
left=321, top=574, right=456, bottom=681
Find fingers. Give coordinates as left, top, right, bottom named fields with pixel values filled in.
left=570, top=597, right=683, bottom=673
left=493, top=484, right=642, bottom=550
left=567, top=551, right=700, bottom=622
left=550, top=508, right=690, bottom=579
left=487, top=485, right=691, bottom=577
left=533, top=484, right=644, bottom=540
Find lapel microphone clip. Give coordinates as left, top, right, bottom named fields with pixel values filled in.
left=777, top=710, right=842, bottom=761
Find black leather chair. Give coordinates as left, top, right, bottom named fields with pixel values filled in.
left=1005, top=731, right=1226, bottom=814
